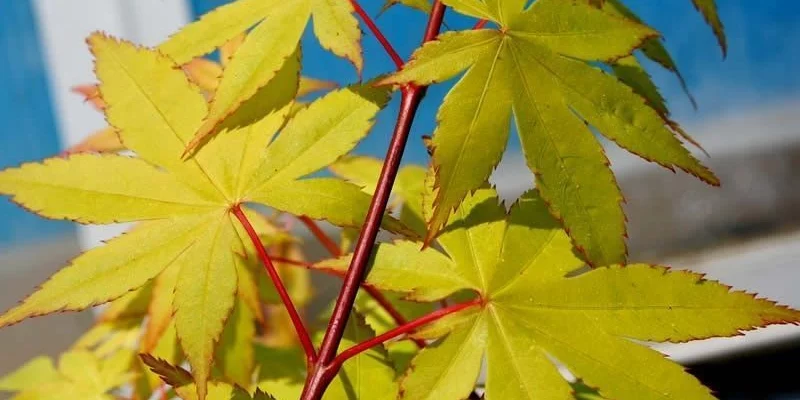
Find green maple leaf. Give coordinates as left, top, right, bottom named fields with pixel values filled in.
left=0, top=350, right=135, bottom=400
left=379, top=0, right=432, bottom=15
left=691, top=0, right=727, bottom=56
left=320, top=187, right=800, bottom=400
left=379, top=0, right=719, bottom=267
left=160, top=0, right=364, bottom=149
left=0, top=32, right=401, bottom=400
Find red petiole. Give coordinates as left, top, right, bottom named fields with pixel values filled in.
left=231, top=205, right=317, bottom=363
left=329, top=298, right=481, bottom=371
left=349, top=0, right=404, bottom=70
left=272, top=255, right=427, bottom=348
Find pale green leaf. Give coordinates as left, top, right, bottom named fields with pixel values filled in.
left=359, top=188, right=800, bottom=400
left=0, top=214, right=216, bottom=328
left=486, top=307, right=573, bottom=400
left=380, top=0, right=431, bottom=15
left=380, top=30, right=501, bottom=86
left=508, top=46, right=626, bottom=266
left=382, top=0, right=715, bottom=265
left=246, top=85, right=389, bottom=189
left=318, top=240, right=469, bottom=302
left=510, top=0, right=657, bottom=61
left=216, top=298, right=256, bottom=387
left=174, top=216, right=239, bottom=400
left=90, top=33, right=226, bottom=201
left=190, top=2, right=310, bottom=150
left=611, top=55, right=668, bottom=115
left=0, top=155, right=217, bottom=224
left=312, top=0, right=363, bottom=73
left=324, top=314, right=399, bottom=400
left=597, top=0, right=696, bottom=110
left=440, top=0, right=493, bottom=21
left=158, top=0, right=283, bottom=65
left=330, top=156, right=428, bottom=236
left=423, top=38, right=512, bottom=243
left=399, top=313, right=486, bottom=400
left=0, top=357, right=59, bottom=391
left=691, top=0, right=727, bottom=56
left=249, top=178, right=414, bottom=237
left=199, top=51, right=299, bottom=199
left=352, top=291, right=433, bottom=372
left=142, top=261, right=181, bottom=352
left=435, top=188, right=507, bottom=291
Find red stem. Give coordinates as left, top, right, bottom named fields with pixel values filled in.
left=473, top=19, right=488, bottom=29
left=300, top=3, right=447, bottom=399
left=299, top=216, right=341, bottom=257
left=329, top=299, right=481, bottom=373
left=278, top=258, right=425, bottom=348
left=231, top=205, right=317, bottom=363
left=349, top=0, right=405, bottom=70
left=296, top=218, right=426, bottom=348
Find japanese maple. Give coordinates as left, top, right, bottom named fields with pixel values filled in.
left=1, top=0, right=797, bottom=400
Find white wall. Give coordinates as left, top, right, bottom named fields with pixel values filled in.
left=32, top=0, right=192, bottom=249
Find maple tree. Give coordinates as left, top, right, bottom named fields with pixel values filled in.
left=0, top=0, right=796, bottom=399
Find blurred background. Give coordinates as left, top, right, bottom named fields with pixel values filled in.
left=0, top=0, right=798, bottom=398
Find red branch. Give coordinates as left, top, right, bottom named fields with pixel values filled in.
left=272, top=256, right=427, bottom=348
left=299, top=216, right=341, bottom=257
left=231, top=205, right=317, bottom=363
left=300, top=2, right=447, bottom=399
left=473, top=19, right=488, bottom=29
left=350, top=0, right=405, bottom=70
left=297, top=217, right=426, bottom=348
left=329, top=299, right=481, bottom=374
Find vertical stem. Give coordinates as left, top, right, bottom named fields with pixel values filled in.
left=299, top=216, right=428, bottom=349
left=300, top=2, right=447, bottom=399
left=231, top=205, right=317, bottom=363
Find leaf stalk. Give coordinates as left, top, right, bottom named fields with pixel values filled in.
left=230, top=205, right=317, bottom=363
left=349, top=0, right=405, bottom=70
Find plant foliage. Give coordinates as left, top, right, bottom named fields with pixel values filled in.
left=1, top=0, right=796, bottom=400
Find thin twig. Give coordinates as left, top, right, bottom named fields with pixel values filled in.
left=349, top=0, right=405, bottom=70
left=473, top=19, right=488, bottom=29
left=231, top=205, right=317, bottom=363
left=329, top=299, right=481, bottom=371
left=272, top=256, right=427, bottom=348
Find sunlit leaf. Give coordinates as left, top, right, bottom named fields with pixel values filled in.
left=381, top=0, right=718, bottom=266
left=350, top=187, right=800, bottom=399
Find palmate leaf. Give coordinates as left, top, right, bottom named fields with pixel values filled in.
left=162, top=0, right=363, bottom=150
left=0, top=350, right=135, bottom=400
left=0, top=33, right=398, bottom=400
left=380, top=0, right=719, bottom=267
left=321, top=187, right=800, bottom=400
